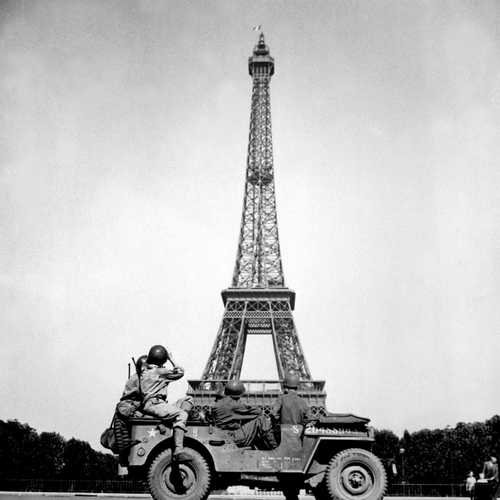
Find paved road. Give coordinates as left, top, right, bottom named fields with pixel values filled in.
left=0, top=494, right=465, bottom=500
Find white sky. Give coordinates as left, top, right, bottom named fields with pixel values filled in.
left=1, top=0, right=499, bottom=450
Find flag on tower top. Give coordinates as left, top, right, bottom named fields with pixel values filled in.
left=252, top=25, right=262, bottom=32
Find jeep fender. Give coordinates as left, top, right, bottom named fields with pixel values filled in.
left=128, top=433, right=215, bottom=474
left=304, top=437, right=374, bottom=475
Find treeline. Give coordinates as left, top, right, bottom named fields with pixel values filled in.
left=0, top=420, right=116, bottom=479
left=373, top=415, right=500, bottom=483
left=2, top=416, right=499, bottom=483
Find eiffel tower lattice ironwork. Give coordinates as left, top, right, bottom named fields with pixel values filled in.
left=188, top=33, right=326, bottom=417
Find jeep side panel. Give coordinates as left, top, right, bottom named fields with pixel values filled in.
left=128, top=422, right=373, bottom=475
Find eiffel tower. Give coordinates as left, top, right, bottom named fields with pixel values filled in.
left=188, top=33, right=326, bottom=419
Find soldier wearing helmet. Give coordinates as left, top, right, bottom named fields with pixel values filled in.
left=114, top=354, right=148, bottom=476
left=213, top=380, right=277, bottom=449
left=140, top=345, right=190, bottom=460
left=213, top=381, right=259, bottom=429
left=272, top=371, right=313, bottom=425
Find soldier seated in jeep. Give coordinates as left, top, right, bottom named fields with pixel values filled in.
left=213, top=380, right=277, bottom=449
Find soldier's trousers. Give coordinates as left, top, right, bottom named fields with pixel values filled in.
left=113, top=414, right=137, bottom=466
left=143, top=396, right=190, bottom=430
left=232, top=415, right=277, bottom=450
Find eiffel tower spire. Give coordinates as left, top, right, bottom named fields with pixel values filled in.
left=188, top=35, right=325, bottom=418
left=233, top=33, right=284, bottom=289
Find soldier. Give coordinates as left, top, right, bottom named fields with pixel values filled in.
left=140, top=345, right=190, bottom=460
left=114, top=354, right=148, bottom=476
left=213, top=380, right=277, bottom=449
left=272, top=372, right=313, bottom=426
left=117, top=354, right=148, bottom=417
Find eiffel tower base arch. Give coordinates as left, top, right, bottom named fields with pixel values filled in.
left=187, top=288, right=327, bottom=422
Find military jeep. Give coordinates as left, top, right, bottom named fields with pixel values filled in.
left=126, top=380, right=387, bottom=500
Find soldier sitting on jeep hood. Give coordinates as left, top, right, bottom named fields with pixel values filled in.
left=140, top=344, right=190, bottom=460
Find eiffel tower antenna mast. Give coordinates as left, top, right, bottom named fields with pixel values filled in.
left=188, top=33, right=325, bottom=416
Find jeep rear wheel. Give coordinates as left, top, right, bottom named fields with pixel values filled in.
left=325, top=448, right=386, bottom=500
left=148, top=448, right=211, bottom=500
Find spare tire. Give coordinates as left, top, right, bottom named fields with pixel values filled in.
left=325, top=448, right=387, bottom=500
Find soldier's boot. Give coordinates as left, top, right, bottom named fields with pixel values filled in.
left=264, top=428, right=278, bottom=449
left=260, top=415, right=278, bottom=449
left=172, top=427, right=191, bottom=462
left=117, top=449, right=132, bottom=476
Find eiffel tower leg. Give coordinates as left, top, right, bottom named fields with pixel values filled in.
left=271, top=300, right=312, bottom=380
left=201, top=299, right=247, bottom=382
left=188, top=289, right=326, bottom=420
left=201, top=318, right=241, bottom=381
left=229, top=313, right=248, bottom=380
left=270, top=313, right=285, bottom=380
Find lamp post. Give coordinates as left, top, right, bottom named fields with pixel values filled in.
left=400, top=448, right=406, bottom=495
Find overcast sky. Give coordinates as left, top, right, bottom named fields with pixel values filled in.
left=1, top=0, right=499, bottom=450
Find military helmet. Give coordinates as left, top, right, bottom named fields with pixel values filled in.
left=135, top=355, right=148, bottom=371
left=284, top=372, right=300, bottom=389
left=225, top=380, right=245, bottom=397
left=147, top=345, right=169, bottom=366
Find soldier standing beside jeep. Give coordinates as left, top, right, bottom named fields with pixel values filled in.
left=272, top=372, right=313, bottom=425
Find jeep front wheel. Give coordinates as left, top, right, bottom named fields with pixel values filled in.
left=325, top=448, right=387, bottom=500
left=148, top=448, right=211, bottom=500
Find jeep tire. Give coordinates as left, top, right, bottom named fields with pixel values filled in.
left=148, top=447, right=211, bottom=500
left=325, top=448, right=387, bottom=500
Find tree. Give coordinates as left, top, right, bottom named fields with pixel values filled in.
left=373, top=429, right=400, bottom=459
left=0, top=420, right=40, bottom=478
left=0, top=420, right=116, bottom=480
left=61, top=439, right=94, bottom=479
left=36, top=432, right=65, bottom=477
left=395, top=416, right=500, bottom=484
left=61, top=438, right=117, bottom=479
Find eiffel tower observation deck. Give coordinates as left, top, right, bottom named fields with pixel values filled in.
left=188, top=33, right=326, bottom=420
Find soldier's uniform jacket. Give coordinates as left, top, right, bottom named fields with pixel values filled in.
left=121, top=373, right=140, bottom=401
left=116, top=370, right=146, bottom=419
left=140, top=365, right=184, bottom=402
left=213, top=396, right=261, bottom=430
left=272, top=390, right=312, bottom=425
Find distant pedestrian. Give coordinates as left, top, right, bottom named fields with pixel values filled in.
left=466, top=472, right=476, bottom=500
left=482, top=457, right=499, bottom=500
